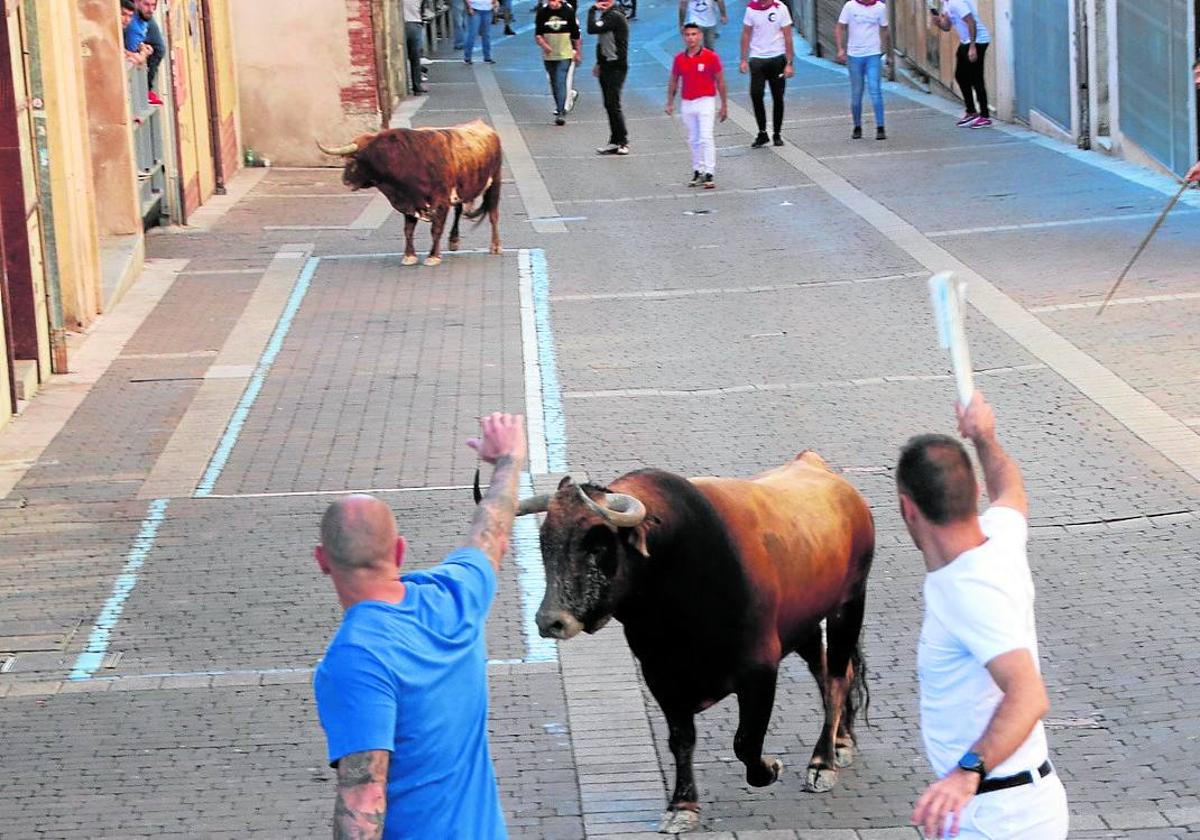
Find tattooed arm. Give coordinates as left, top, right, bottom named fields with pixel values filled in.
left=466, top=413, right=528, bottom=571
left=332, top=749, right=389, bottom=840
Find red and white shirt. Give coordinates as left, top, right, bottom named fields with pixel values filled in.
left=672, top=48, right=723, bottom=100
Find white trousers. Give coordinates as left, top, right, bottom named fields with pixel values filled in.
left=680, top=95, right=716, bottom=174
left=954, top=771, right=1069, bottom=839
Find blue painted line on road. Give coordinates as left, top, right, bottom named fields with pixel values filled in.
left=530, top=248, right=567, bottom=473
left=512, top=471, right=557, bottom=663
left=194, top=256, right=320, bottom=497
left=69, top=498, right=170, bottom=680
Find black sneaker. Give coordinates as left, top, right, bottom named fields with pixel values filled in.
left=751, top=132, right=769, bottom=148
left=703, top=173, right=715, bottom=190
left=555, top=115, right=565, bottom=126
left=772, top=134, right=784, bottom=146
left=688, top=170, right=702, bottom=187
left=504, top=25, right=516, bottom=34
left=876, top=126, right=887, bottom=140
left=851, top=125, right=863, bottom=139
left=484, top=58, right=496, bottom=64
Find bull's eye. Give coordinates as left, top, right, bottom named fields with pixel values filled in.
left=581, top=526, right=617, bottom=578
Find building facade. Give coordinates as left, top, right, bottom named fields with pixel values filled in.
left=0, top=0, right=241, bottom=431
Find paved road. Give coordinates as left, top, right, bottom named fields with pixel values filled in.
left=1, top=0, right=1198, bottom=837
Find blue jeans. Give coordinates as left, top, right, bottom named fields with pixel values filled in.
left=848, top=54, right=884, bottom=127
left=454, top=4, right=468, bottom=48
left=545, top=59, right=570, bottom=114
left=464, top=9, right=492, bottom=61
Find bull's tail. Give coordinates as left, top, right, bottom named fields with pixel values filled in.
left=845, top=642, right=870, bottom=730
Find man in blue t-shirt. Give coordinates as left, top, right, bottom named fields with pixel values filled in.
left=313, top=412, right=526, bottom=839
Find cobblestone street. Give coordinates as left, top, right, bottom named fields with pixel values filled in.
left=2, top=1, right=1199, bottom=837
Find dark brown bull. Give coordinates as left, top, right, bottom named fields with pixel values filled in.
left=503, top=452, right=875, bottom=833
left=318, top=120, right=502, bottom=266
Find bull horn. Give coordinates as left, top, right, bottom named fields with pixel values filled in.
left=316, top=140, right=358, bottom=156
left=575, top=485, right=647, bottom=528
left=517, top=494, right=552, bottom=516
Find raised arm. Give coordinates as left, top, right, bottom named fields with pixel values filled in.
left=466, top=413, right=528, bottom=570
left=956, top=391, right=1028, bottom=517
left=333, top=750, right=389, bottom=840
left=678, top=0, right=688, bottom=28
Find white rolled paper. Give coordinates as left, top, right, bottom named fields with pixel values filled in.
left=928, top=271, right=975, bottom=408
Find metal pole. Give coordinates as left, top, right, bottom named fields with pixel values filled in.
left=1075, top=0, right=1091, bottom=149
left=21, top=0, right=67, bottom=373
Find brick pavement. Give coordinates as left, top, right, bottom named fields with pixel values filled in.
left=1, top=0, right=1198, bottom=837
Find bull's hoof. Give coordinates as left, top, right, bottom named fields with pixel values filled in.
left=658, top=808, right=701, bottom=834
left=423, top=255, right=443, bottom=267
left=834, top=741, right=855, bottom=769
left=401, top=255, right=419, bottom=266
left=489, top=244, right=502, bottom=255
left=804, top=763, right=838, bottom=793
left=448, top=239, right=460, bottom=252
left=746, top=756, right=783, bottom=787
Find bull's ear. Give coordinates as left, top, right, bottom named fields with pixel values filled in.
left=626, top=521, right=652, bottom=558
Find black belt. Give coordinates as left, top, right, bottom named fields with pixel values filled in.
left=977, top=760, right=1053, bottom=795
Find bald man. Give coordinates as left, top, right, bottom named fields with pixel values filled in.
left=313, top=413, right=526, bottom=840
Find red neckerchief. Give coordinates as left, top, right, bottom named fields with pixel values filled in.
left=747, top=0, right=775, bottom=10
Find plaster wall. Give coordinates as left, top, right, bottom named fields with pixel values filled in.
left=233, top=0, right=381, bottom=166
left=76, top=0, right=140, bottom=237
left=39, top=0, right=102, bottom=330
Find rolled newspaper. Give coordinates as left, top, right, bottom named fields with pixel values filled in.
left=928, top=272, right=975, bottom=408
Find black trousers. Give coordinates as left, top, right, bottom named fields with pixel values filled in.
left=405, top=22, right=425, bottom=93
left=599, top=62, right=628, bottom=145
left=955, top=42, right=989, bottom=116
left=749, top=54, right=787, bottom=135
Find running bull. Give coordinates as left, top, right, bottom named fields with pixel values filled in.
left=480, top=452, right=875, bottom=833
left=317, top=120, right=502, bottom=266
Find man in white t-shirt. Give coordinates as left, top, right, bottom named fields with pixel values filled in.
left=932, top=0, right=992, bottom=128
left=896, top=391, right=1069, bottom=839
left=835, top=0, right=889, bottom=140
left=739, top=0, right=794, bottom=148
left=679, top=0, right=727, bottom=50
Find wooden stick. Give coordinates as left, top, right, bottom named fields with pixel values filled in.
left=1096, top=181, right=1191, bottom=317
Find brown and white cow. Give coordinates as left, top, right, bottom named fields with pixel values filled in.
left=505, top=452, right=875, bottom=833
left=318, top=120, right=502, bottom=266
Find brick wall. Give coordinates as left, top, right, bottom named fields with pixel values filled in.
left=340, top=0, right=380, bottom=114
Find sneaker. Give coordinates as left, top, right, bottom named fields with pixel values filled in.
left=772, top=134, right=784, bottom=147
left=484, top=57, right=496, bottom=64
left=464, top=58, right=473, bottom=64
left=851, top=125, right=863, bottom=140
left=566, top=89, right=579, bottom=112
left=148, top=90, right=163, bottom=106
left=970, top=116, right=993, bottom=129
left=687, top=170, right=702, bottom=187
left=703, top=173, right=715, bottom=190
left=955, top=112, right=978, bottom=127
left=615, top=145, right=630, bottom=155
left=876, top=126, right=887, bottom=140
left=504, top=25, right=516, bottom=34
left=555, top=115, right=566, bottom=126
left=751, top=132, right=770, bottom=148
left=596, top=143, right=620, bottom=154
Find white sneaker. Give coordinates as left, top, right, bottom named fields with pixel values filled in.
left=566, top=89, right=579, bottom=113
left=596, top=143, right=619, bottom=154
left=615, top=145, right=630, bottom=155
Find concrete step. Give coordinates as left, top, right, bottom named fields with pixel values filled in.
left=12, top=360, right=38, bottom=402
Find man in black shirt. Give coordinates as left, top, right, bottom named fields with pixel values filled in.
left=588, top=0, right=630, bottom=154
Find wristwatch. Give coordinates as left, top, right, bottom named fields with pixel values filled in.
left=957, top=750, right=986, bottom=777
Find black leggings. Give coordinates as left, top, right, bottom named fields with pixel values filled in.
left=749, top=54, right=787, bottom=135
left=955, top=42, right=989, bottom=116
